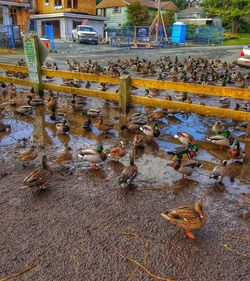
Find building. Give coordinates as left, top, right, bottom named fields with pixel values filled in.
left=97, top=0, right=179, bottom=28
left=0, top=0, right=30, bottom=27
left=177, top=6, right=221, bottom=26
left=29, top=0, right=108, bottom=40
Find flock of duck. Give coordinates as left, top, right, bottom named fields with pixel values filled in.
left=0, top=55, right=249, bottom=239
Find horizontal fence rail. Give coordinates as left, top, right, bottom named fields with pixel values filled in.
left=0, top=63, right=250, bottom=123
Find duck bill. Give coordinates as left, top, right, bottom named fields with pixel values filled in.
left=161, top=213, right=169, bottom=220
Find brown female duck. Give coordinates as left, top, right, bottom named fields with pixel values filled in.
left=21, top=155, right=53, bottom=190
left=161, top=199, right=206, bottom=239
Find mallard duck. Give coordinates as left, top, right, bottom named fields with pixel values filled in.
left=228, top=141, right=245, bottom=159
left=118, top=155, right=138, bottom=187
left=212, top=121, right=225, bottom=134
left=219, top=97, right=230, bottom=107
left=52, top=145, right=73, bottom=164
left=109, top=141, right=127, bottom=160
left=147, top=109, right=168, bottom=120
left=0, top=121, right=11, bottom=132
left=14, top=105, right=33, bottom=115
left=207, top=130, right=234, bottom=147
left=234, top=102, right=250, bottom=111
left=168, top=159, right=202, bottom=179
left=83, top=116, right=92, bottom=131
left=49, top=108, right=65, bottom=122
left=95, top=116, right=114, bottom=133
left=174, top=132, right=195, bottom=146
left=175, top=92, right=188, bottom=102
left=21, top=155, right=53, bottom=190
left=161, top=199, right=206, bottom=239
left=140, top=123, right=160, bottom=138
left=56, top=120, right=70, bottom=135
left=167, top=143, right=199, bottom=160
left=144, top=88, right=159, bottom=98
left=132, top=134, right=144, bottom=148
left=71, top=94, right=86, bottom=111
left=82, top=109, right=101, bottom=118
left=236, top=122, right=247, bottom=132
left=121, top=118, right=147, bottom=131
left=209, top=160, right=227, bottom=184
left=47, top=92, right=57, bottom=110
left=127, top=112, right=145, bottom=122
left=27, top=95, right=44, bottom=106
left=18, top=145, right=38, bottom=167
left=78, top=146, right=107, bottom=169
left=85, top=81, right=91, bottom=89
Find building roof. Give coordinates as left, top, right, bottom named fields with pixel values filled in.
left=178, top=7, right=201, bottom=17
left=0, top=0, right=30, bottom=7
left=30, top=13, right=108, bottom=21
left=97, top=0, right=179, bottom=12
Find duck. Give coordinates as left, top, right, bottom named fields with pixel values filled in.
left=49, top=108, right=65, bottom=122
left=21, top=155, right=53, bottom=190
left=14, top=105, right=33, bottom=115
left=161, top=199, right=206, bottom=239
left=209, top=160, right=228, bottom=184
left=27, top=95, right=44, bottom=106
left=71, top=94, right=86, bottom=111
left=52, top=145, right=73, bottom=164
left=167, top=143, right=199, bottom=160
left=140, top=123, right=160, bottom=138
left=18, top=145, right=38, bottom=167
left=174, top=132, right=195, bottom=146
left=0, top=121, right=11, bottom=132
left=85, top=81, right=91, bottom=89
left=82, top=116, right=92, bottom=131
left=108, top=141, right=127, bottom=160
left=168, top=159, right=202, bottom=179
left=132, top=134, right=145, bottom=148
left=147, top=109, right=168, bottom=120
left=118, top=155, right=138, bottom=187
left=219, top=97, right=230, bottom=107
left=95, top=116, right=114, bottom=133
left=228, top=141, right=245, bottom=159
left=82, top=109, right=101, bottom=118
left=56, top=120, right=70, bottom=135
left=47, top=91, right=57, bottom=110
left=175, top=92, right=188, bottom=102
left=78, top=146, right=107, bottom=169
left=212, top=121, right=226, bottom=135
left=207, top=130, right=234, bottom=148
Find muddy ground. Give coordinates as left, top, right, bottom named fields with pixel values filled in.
left=0, top=141, right=249, bottom=281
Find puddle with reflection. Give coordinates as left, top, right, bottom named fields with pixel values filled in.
left=0, top=86, right=249, bottom=197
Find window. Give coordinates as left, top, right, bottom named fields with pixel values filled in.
left=54, top=0, right=62, bottom=8
left=113, top=7, right=121, bottom=14
left=78, top=26, right=94, bottom=32
left=67, top=0, right=78, bottom=9
left=44, top=0, right=49, bottom=6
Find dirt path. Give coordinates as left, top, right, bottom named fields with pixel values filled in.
left=0, top=145, right=249, bottom=281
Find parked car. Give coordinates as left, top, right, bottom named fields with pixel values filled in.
left=72, top=25, right=98, bottom=45
left=237, top=46, right=250, bottom=68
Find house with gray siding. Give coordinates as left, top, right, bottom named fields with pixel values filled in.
left=97, top=0, right=179, bottom=28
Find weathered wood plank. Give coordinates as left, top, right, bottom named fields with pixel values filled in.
left=131, top=78, right=250, bottom=100
left=131, top=95, right=249, bottom=121
left=41, top=69, right=120, bottom=85
left=0, top=63, right=28, bottom=74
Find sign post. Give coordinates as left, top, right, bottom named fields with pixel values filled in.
left=23, top=34, right=43, bottom=96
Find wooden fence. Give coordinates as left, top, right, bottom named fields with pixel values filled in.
left=0, top=63, right=250, bottom=127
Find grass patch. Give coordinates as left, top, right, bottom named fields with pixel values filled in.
left=0, top=48, right=24, bottom=55
left=223, top=32, right=250, bottom=45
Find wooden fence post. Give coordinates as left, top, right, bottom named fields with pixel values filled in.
left=23, top=34, right=43, bottom=97
left=119, top=74, right=131, bottom=114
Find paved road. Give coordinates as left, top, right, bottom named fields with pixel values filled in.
left=0, top=43, right=243, bottom=68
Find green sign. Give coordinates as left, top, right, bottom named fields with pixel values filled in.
left=23, top=36, right=40, bottom=84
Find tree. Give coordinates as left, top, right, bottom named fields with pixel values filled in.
left=200, top=0, right=250, bottom=32
left=126, top=0, right=150, bottom=26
